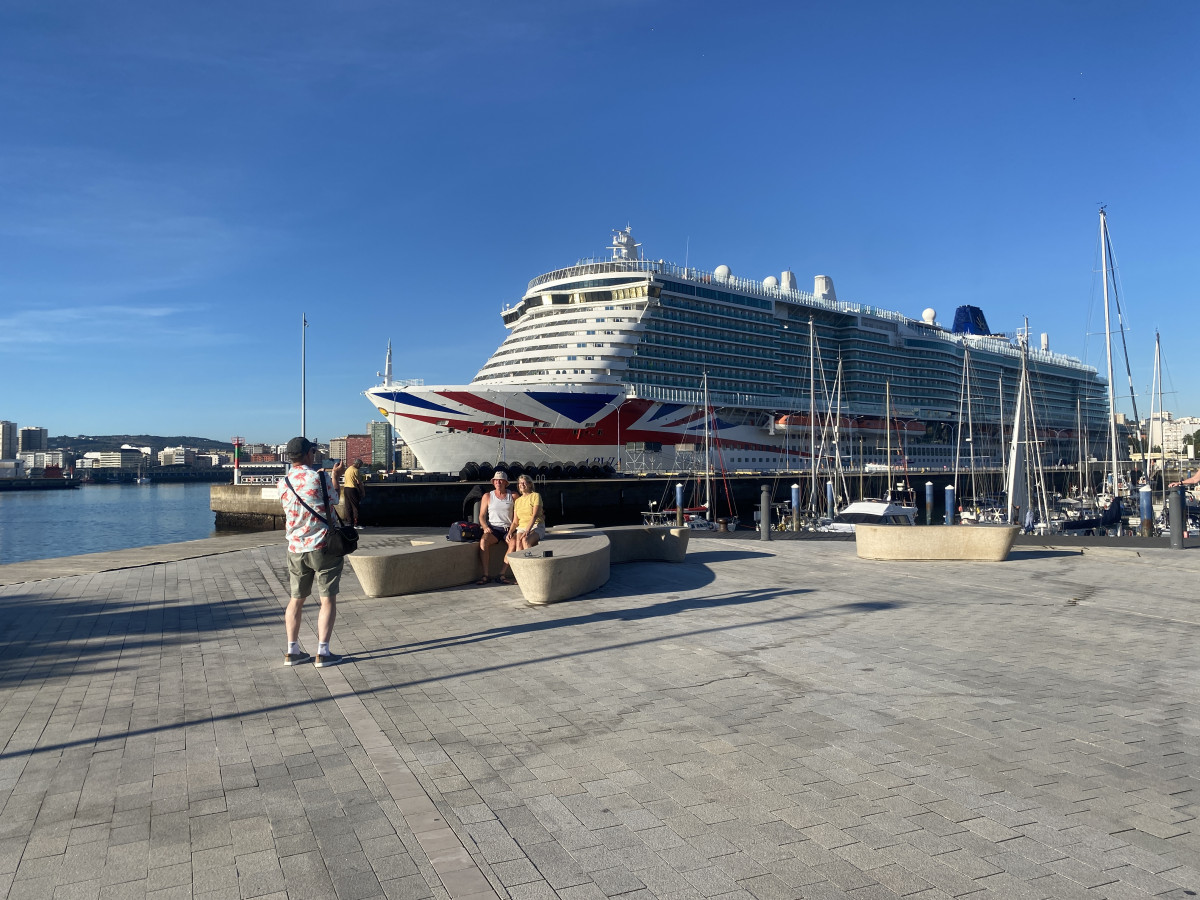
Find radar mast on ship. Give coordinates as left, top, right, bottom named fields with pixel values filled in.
left=611, top=226, right=641, bottom=261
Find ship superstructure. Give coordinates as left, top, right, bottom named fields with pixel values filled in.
left=368, top=227, right=1110, bottom=476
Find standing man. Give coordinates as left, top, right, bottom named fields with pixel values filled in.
left=342, top=458, right=365, bottom=527
left=278, top=437, right=343, bottom=668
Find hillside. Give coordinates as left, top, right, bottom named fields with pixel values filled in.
left=49, top=435, right=237, bottom=454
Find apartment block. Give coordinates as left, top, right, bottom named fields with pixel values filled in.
left=0, top=421, right=16, bottom=459
left=368, top=420, right=391, bottom=468
left=19, top=426, right=48, bottom=453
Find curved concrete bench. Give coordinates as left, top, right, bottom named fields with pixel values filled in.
left=348, top=540, right=506, bottom=598
left=596, top=525, right=690, bottom=563
left=856, top=525, right=1019, bottom=562
left=506, top=533, right=610, bottom=606
left=549, top=525, right=689, bottom=562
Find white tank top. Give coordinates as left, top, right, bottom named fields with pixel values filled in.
left=486, top=490, right=514, bottom=527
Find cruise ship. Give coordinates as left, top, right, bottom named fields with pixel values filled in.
left=367, top=228, right=1110, bottom=477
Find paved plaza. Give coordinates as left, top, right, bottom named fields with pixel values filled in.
left=1, top=532, right=1198, bottom=900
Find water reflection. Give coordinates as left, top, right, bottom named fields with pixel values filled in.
left=0, top=482, right=228, bottom=564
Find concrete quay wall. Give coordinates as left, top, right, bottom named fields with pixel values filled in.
left=213, top=476, right=819, bottom=530
left=213, top=470, right=1083, bottom=530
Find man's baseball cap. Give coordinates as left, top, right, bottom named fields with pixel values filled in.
left=286, top=436, right=314, bottom=457
left=491, top=470, right=509, bottom=482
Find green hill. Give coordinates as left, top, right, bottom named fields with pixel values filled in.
left=50, top=434, right=237, bottom=454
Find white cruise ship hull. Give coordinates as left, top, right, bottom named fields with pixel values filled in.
left=367, top=383, right=802, bottom=474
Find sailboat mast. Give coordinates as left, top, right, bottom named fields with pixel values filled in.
left=1076, top=397, right=1084, bottom=500
left=998, top=374, right=1007, bottom=495
left=809, top=317, right=817, bottom=513
left=1005, top=324, right=1029, bottom=525
left=953, top=344, right=967, bottom=501
left=832, top=354, right=846, bottom=514
left=965, top=347, right=978, bottom=504
left=1154, top=331, right=1164, bottom=513
left=885, top=380, right=893, bottom=494
left=703, top=372, right=712, bottom=521
left=1100, top=208, right=1121, bottom=499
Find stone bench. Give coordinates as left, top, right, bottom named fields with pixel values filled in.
left=351, top=525, right=689, bottom=604
left=505, top=533, right=611, bottom=606
left=348, top=540, right=506, bottom=598
left=507, top=525, right=689, bottom=605
left=597, top=525, right=690, bottom=564
left=855, top=524, right=1019, bottom=562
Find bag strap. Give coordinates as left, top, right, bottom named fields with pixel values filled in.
left=284, top=471, right=331, bottom=527
left=319, top=472, right=344, bottom=528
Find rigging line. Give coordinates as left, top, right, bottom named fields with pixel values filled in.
left=1103, top=222, right=1141, bottom=426
left=954, top=342, right=968, bottom=499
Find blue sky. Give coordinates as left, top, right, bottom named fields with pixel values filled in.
left=2, top=1, right=1196, bottom=444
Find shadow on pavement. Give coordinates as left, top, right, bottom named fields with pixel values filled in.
left=1, top=592, right=902, bottom=761
left=683, top=549, right=776, bottom=564
left=1008, top=549, right=1084, bottom=560
left=0, top=589, right=281, bottom=689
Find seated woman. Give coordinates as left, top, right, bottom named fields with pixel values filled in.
left=508, top=475, right=545, bottom=560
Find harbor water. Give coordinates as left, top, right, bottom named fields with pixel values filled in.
left=0, top=482, right=229, bottom=565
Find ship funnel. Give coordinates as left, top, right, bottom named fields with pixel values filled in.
left=1041, top=332, right=1049, bottom=352
left=814, top=275, right=836, bottom=302
left=781, top=270, right=797, bottom=292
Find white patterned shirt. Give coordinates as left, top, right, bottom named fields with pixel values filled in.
left=278, top=465, right=339, bottom=554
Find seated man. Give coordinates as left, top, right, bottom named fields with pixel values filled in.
left=478, top=470, right=518, bottom=584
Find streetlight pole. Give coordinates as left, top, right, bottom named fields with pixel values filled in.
left=301, top=314, right=308, bottom=437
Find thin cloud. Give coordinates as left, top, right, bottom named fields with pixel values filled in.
left=0, top=148, right=276, bottom=302
left=0, top=304, right=245, bottom=352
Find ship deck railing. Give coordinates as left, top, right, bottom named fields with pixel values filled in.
left=520, top=260, right=1095, bottom=375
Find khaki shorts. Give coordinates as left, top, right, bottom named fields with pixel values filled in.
left=287, top=547, right=344, bottom=598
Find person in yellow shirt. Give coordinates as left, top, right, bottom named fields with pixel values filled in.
left=342, top=458, right=365, bottom=526
left=508, top=474, right=545, bottom=552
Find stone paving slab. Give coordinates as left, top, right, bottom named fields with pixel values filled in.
left=0, top=532, right=1198, bottom=899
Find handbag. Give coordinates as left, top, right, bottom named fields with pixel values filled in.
left=447, top=521, right=483, bottom=542
left=284, top=471, right=359, bottom=556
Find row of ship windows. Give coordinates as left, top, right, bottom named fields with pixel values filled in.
left=657, top=299, right=776, bottom=335
left=477, top=369, right=618, bottom=381
left=652, top=317, right=777, bottom=347
left=632, top=372, right=752, bottom=393
left=479, top=345, right=624, bottom=368
left=636, top=345, right=774, bottom=366
left=626, top=361, right=775, bottom=393
left=488, top=336, right=625, bottom=358
left=513, top=303, right=641, bottom=327
left=480, top=356, right=621, bottom=373
left=502, top=330, right=629, bottom=350
left=659, top=280, right=773, bottom=311
left=511, top=313, right=634, bottom=336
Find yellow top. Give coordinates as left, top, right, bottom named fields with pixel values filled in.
left=513, top=492, right=544, bottom=530
left=343, top=465, right=364, bottom=489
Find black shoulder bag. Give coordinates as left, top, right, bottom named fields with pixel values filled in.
left=284, top=471, right=359, bottom=556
